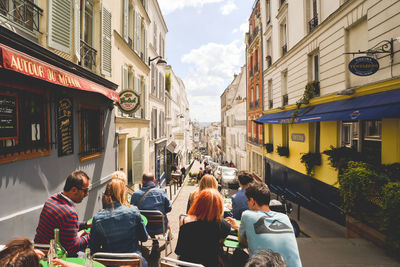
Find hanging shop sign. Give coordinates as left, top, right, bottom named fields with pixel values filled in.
left=291, top=133, right=305, bottom=142
left=348, top=56, right=379, bottom=76
left=57, top=97, right=73, bottom=157
left=0, top=92, right=18, bottom=140
left=118, top=90, right=140, bottom=113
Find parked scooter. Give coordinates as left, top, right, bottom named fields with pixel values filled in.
left=269, top=195, right=301, bottom=237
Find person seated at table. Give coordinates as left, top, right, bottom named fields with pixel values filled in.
left=175, top=189, right=231, bottom=267
left=231, top=171, right=254, bottom=220
left=197, top=167, right=203, bottom=182
left=130, top=172, right=172, bottom=248
left=90, top=179, right=148, bottom=267
left=34, top=170, right=91, bottom=257
left=0, top=238, right=42, bottom=267
left=226, top=182, right=302, bottom=267
left=186, top=174, right=218, bottom=212
left=245, top=249, right=286, bottom=267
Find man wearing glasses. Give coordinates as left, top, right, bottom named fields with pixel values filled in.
left=34, top=170, right=92, bottom=256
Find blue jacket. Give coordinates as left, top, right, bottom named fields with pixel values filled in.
left=231, top=186, right=249, bottom=220
left=89, top=202, right=148, bottom=254
left=131, top=182, right=172, bottom=235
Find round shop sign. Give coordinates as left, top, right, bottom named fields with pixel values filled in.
left=348, top=56, right=380, bottom=76
left=118, top=90, right=140, bottom=113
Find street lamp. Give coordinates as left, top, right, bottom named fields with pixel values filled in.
left=148, top=55, right=167, bottom=66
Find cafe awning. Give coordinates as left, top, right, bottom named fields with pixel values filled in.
left=255, top=89, right=400, bottom=124
left=0, top=43, right=119, bottom=102
left=166, top=141, right=177, bottom=153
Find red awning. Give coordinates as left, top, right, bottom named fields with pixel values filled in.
left=0, top=44, right=119, bottom=102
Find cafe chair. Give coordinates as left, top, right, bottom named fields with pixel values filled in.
left=33, top=243, right=50, bottom=254
left=159, top=257, right=205, bottom=267
left=139, top=209, right=172, bottom=257
left=92, top=252, right=142, bottom=267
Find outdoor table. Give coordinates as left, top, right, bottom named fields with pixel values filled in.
left=40, top=257, right=105, bottom=267
left=85, top=215, right=147, bottom=233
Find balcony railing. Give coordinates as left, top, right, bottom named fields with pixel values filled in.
left=0, top=0, right=42, bottom=32
left=268, top=99, right=273, bottom=109
left=308, top=15, right=318, bottom=32
left=282, top=94, right=288, bottom=106
left=282, top=44, right=287, bottom=56
left=266, top=56, right=272, bottom=68
left=80, top=40, right=97, bottom=71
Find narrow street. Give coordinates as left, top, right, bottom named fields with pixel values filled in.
left=144, top=160, right=399, bottom=267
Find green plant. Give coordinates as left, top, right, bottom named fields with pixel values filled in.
left=165, top=72, right=171, bottom=93
left=277, top=145, right=289, bottom=157
left=382, top=182, right=400, bottom=255
left=291, top=80, right=320, bottom=121
left=323, top=146, right=363, bottom=171
left=265, top=143, right=273, bottom=153
left=300, top=152, right=321, bottom=175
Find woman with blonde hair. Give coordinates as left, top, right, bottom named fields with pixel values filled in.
left=90, top=179, right=149, bottom=267
left=186, top=174, right=218, bottom=212
left=176, top=188, right=230, bottom=266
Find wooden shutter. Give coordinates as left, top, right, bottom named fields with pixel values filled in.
left=123, top=0, right=129, bottom=42
left=122, top=66, right=128, bottom=90
left=128, top=138, right=144, bottom=184
left=74, top=0, right=80, bottom=61
left=101, top=5, right=112, bottom=76
left=48, top=0, right=72, bottom=54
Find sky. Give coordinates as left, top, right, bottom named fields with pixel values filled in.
left=158, top=0, right=253, bottom=123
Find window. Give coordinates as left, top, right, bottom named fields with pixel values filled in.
left=268, top=79, right=273, bottom=109
left=0, top=0, right=42, bottom=32
left=309, top=52, right=319, bottom=82
left=80, top=0, right=96, bottom=70
left=0, top=90, right=50, bottom=164
left=281, top=70, right=288, bottom=106
left=308, top=0, right=318, bottom=32
left=151, top=63, right=156, bottom=95
left=281, top=22, right=287, bottom=56
left=282, top=124, right=289, bottom=148
left=265, top=0, right=270, bottom=24
left=266, top=38, right=272, bottom=67
left=310, top=122, right=320, bottom=153
left=79, top=105, right=102, bottom=161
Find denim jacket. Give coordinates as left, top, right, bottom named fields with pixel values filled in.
left=130, top=182, right=172, bottom=235
left=232, top=186, right=249, bottom=220
left=89, top=202, right=148, bottom=254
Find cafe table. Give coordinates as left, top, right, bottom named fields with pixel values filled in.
left=40, top=257, right=105, bottom=267
left=85, top=215, right=148, bottom=233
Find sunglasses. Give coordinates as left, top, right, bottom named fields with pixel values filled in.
left=77, top=187, right=89, bottom=193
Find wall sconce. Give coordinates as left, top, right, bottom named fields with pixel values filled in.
left=148, top=56, right=167, bottom=66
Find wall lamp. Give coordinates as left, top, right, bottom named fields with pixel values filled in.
left=148, top=56, right=167, bottom=65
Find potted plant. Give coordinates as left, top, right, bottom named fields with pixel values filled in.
left=265, top=55, right=272, bottom=67
left=300, top=152, right=321, bottom=175
left=291, top=80, right=320, bottom=122
left=265, top=143, right=274, bottom=153
left=277, top=145, right=289, bottom=157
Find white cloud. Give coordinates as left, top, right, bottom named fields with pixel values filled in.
left=181, top=40, right=245, bottom=122
left=232, top=22, right=248, bottom=34
left=220, top=0, right=237, bottom=15
left=159, top=0, right=224, bottom=15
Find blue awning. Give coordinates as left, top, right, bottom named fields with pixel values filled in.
left=255, top=89, right=400, bottom=124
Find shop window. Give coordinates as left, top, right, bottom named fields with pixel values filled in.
left=79, top=105, right=102, bottom=161
left=0, top=89, right=50, bottom=163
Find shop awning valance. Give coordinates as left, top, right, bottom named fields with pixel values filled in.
left=255, top=89, right=400, bottom=124
left=0, top=44, right=119, bottom=102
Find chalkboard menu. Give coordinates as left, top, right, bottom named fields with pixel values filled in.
left=0, top=93, right=18, bottom=140
left=57, top=97, right=73, bottom=157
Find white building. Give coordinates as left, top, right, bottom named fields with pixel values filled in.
left=225, top=65, right=247, bottom=170
left=148, top=0, right=168, bottom=184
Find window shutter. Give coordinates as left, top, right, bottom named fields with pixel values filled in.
left=101, top=5, right=112, bottom=76
left=133, top=10, right=138, bottom=53
left=48, top=0, right=72, bottom=54
left=74, top=0, right=80, bottom=61
left=122, top=66, right=128, bottom=90
left=151, top=64, right=155, bottom=94
left=153, top=23, right=157, bottom=48
left=128, top=138, right=144, bottom=184
left=123, top=0, right=128, bottom=42
left=144, top=27, right=147, bottom=62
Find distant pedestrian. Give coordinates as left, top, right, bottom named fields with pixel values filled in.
left=180, top=167, right=186, bottom=186
left=197, top=167, right=203, bottom=182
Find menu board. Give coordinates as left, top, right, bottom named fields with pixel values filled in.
left=57, top=97, right=73, bottom=157
left=0, top=93, right=18, bottom=140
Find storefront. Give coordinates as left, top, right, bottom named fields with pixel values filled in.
left=0, top=28, right=118, bottom=242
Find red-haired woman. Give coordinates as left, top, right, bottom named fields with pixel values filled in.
left=175, top=188, right=230, bottom=266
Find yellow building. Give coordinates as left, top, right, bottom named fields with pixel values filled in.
left=258, top=0, right=400, bottom=223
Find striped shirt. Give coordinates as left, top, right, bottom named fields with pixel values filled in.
left=34, top=193, right=89, bottom=256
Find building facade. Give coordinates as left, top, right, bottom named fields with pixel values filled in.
left=258, top=0, right=400, bottom=223
left=225, top=66, right=248, bottom=170
left=0, top=0, right=118, bottom=242
left=246, top=0, right=264, bottom=181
